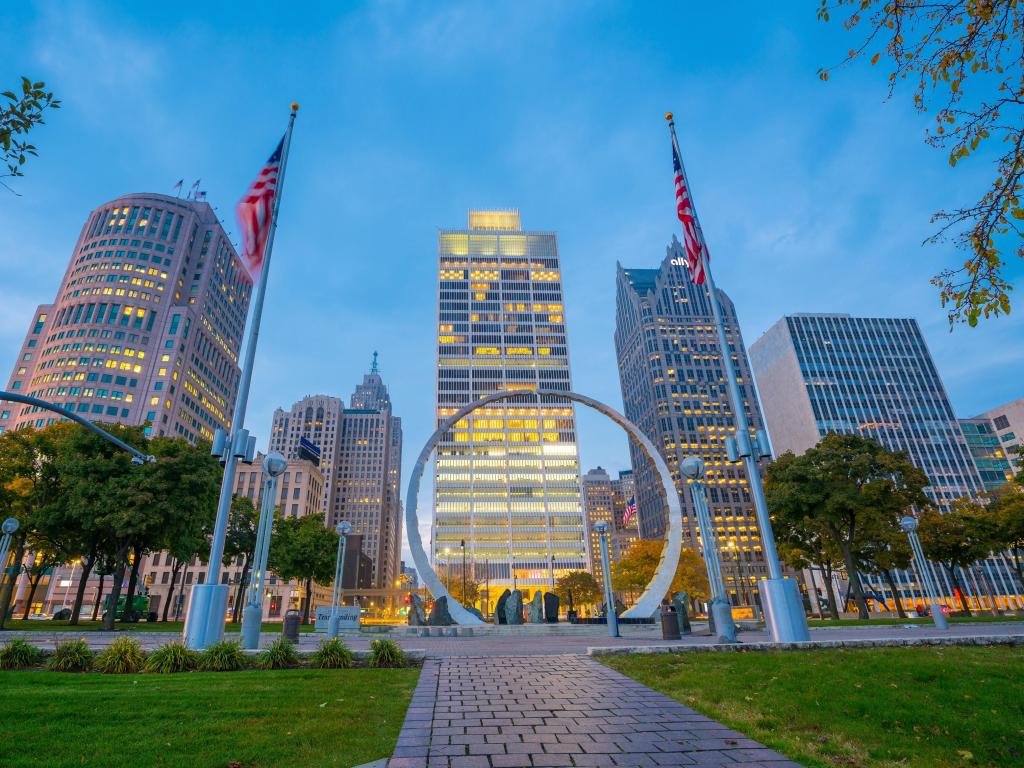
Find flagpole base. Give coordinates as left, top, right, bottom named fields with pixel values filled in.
left=240, top=602, right=263, bottom=650
left=182, top=584, right=228, bottom=650
left=758, top=578, right=810, bottom=643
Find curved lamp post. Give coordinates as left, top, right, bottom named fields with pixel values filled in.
left=240, top=452, right=288, bottom=649
left=404, top=389, right=684, bottom=625
left=900, top=515, right=949, bottom=630
left=329, top=520, right=353, bottom=638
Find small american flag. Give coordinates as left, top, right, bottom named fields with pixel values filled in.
left=671, top=128, right=707, bottom=285
left=622, top=496, right=638, bottom=528
left=236, top=137, right=283, bottom=280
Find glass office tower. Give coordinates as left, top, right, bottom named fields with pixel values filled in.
left=433, top=210, right=587, bottom=604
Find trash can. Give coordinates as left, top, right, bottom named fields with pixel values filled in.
left=660, top=605, right=681, bottom=640
left=282, top=609, right=301, bottom=643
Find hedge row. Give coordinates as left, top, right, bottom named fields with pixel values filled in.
left=0, top=636, right=408, bottom=673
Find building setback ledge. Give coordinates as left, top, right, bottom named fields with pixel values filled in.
left=587, top=633, right=1024, bottom=656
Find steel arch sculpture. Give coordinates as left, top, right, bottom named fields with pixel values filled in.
left=405, top=388, right=683, bottom=625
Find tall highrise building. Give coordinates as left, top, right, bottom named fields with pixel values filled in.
left=0, top=193, right=251, bottom=442
left=268, top=395, right=344, bottom=516
left=433, top=210, right=587, bottom=601
left=610, top=469, right=639, bottom=557
left=581, top=467, right=615, bottom=584
left=332, top=361, right=402, bottom=589
left=614, top=237, right=770, bottom=603
left=976, top=397, right=1024, bottom=475
left=748, top=314, right=983, bottom=506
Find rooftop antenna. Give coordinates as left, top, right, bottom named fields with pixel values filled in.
left=371, top=350, right=379, bottom=375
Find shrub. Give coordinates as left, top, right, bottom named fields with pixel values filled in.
left=255, top=638, right=301, bottom=670
left=310, top=637, right=353, bottom=669
left=144, top=641, right=199, bottom=674
left=368, top=638, right=406, bottom=668
left=95, top=636, right=145, bottom=674
left=0, top=639, right=45, bottom=670
left=46, top=639, right=94, bottom=672
left=198, top=640, right=249, bottom=672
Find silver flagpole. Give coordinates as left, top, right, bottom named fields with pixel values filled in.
left=183, top=103, right=300, bottom=650
left=666, top=112, right=809, bottom=642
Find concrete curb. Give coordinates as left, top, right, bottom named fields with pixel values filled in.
left=587, top=633, right=1024, bottom=656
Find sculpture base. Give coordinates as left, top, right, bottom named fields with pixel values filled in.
left=182, top=584, right=228, bottom=650
left=758, top=577, right=810, bottom=643
left=240, top=601, right=262, bottom=649
left=710, top=598, right=737, bottom=643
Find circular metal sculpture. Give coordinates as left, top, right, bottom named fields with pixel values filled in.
left=405, top=389, right=683, bottom=625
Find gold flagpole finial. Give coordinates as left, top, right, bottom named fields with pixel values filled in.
left=664, top=112, right=673, bottom=121
left=291, top=102, right=299, bottom=112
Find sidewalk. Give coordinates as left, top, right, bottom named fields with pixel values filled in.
left=387, top=655, right=801, bottom=767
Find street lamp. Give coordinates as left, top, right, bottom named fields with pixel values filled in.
left=680, top=457, right=736, bottom=643
left=0, top=517, right=19, bottom=593
left=595, top=521, right=620, bottom=638
left=900, top=515, right=949, bottom=630
left=241, top=452, right=288, bottom=649
left=460, top=539, right=467, bottom=606
left=329, top=520, right=353, bottom=638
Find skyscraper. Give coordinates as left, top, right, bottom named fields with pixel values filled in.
left=433, top=210, right=587, bottom=601
left=614, top=236, right=770, bottom=603
left=959, top=417, right=1015, bottom=491
left=976, top=397, right=1024, bottom=475
left=581, top=467, right=636, bottom=587
left=748, top=314, right=983, bottom=506
left=269, top=395, right=344, bottom=516
left=0, top=193, right=251, bottom=442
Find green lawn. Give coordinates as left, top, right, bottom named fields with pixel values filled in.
left=807, top=615, right=1023, bottom=627
left=2, top=619, right=315, bottom=633
left=604, top=646, right=1024, bottom=768
left=0, top=667, right=418, bottom=767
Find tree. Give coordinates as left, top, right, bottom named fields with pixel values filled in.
left=860, top=524, right=915, bottom=619
left=554, top=570, right=602, bottom=611
left=817, top=1, right=1024, bottom=326
left=773, top=502, right=846, bottom=620
left=446, top=577, right=481, bottom=608
left=917, top=500, right=998, bottom=614
left=1, top=77, right=60, bottom=190
left=611, top=539, right=711, bottom=603
left=990, top=482, right=1024, bottom=587
left=268, top=516, right=338, bottom=624
left=764, top=433, right=930, bottom=619
left=223, top=495, right=258, bottom=623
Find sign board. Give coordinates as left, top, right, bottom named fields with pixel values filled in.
left=298, top=437, right=321, bottom=466
left=314, top=605, right=360, bottom=632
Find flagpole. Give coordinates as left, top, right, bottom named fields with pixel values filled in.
left=183, top=103, right=299, bottom=649
left=665, top=113, right=809, bottom=642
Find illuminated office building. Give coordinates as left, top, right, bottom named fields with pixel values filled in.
left=581, top=467, right=636, bottom=588
left=269, top=395, right=344, bottom=517
left=0, top=193, right=251, bottom=441
left=614, top=236, right=770, bottom=605
left=433, top=210, right=587, bottom=602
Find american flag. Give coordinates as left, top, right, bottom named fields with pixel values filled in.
left=236, top=137, right=284, bottom=280
left=622, top=496, right=638, bottom=528
left=671, top=128, right=707, bottom=285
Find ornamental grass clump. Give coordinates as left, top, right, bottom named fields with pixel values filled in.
left=255, top=638, right=301, bottom=670
left=0, top=638, right=44, bottom=670
left=309, top=637, right=354, bottom=669
left=46, top=639, right=94, bottom=672
left=95, top=636, right=145, bottom=674
left=198, top=640, right=249, bottom=672
left=368, top=638, right=406, bottom=668
left=144, top=641, right=199, bottom=674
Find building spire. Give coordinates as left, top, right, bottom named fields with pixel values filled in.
left=371, top=350, right=379, bottom=375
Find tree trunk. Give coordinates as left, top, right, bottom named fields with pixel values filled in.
left=822, top=564, right=841, bottom=620
left=162, top=559, right=180, bottom=622
left=836, top=536, right=871, bottom=619
left=302, top=578, right=312, bottom=624
left=882, top=569, right=907, bottom=619
left=232, top=557, right=251, bottom=623
left=102, top=547, right=130, bottom=630
left=0, top=538, right=26, bottom=629
left=21, top=571, right=44, bottom=619
left=91, top=572, right=105, bottom=622
left=70, top=552, right=96, bottom=625
left=946, top=564, right=971, bottom=615
left=120, top=547, right=143, bottom=623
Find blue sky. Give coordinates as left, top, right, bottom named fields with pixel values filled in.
left=3, top=2, right=1021, bottom=561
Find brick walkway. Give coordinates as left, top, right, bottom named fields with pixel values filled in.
left=388, top=655, right=801, bottom=767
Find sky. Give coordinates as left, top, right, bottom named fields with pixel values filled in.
left=2, top=2, right=1022, bottom=565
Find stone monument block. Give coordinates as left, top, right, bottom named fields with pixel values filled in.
left=408, top=593, right=426, bottom=626
left=428, top=595, right=455, bottom=626
left=495, top=589, right=511, bottom=625
left=505, top=589, right=524, bottom=625
left=544, top=592, right=559, bottom=623
left=527, top=591, right=544, bottom=623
